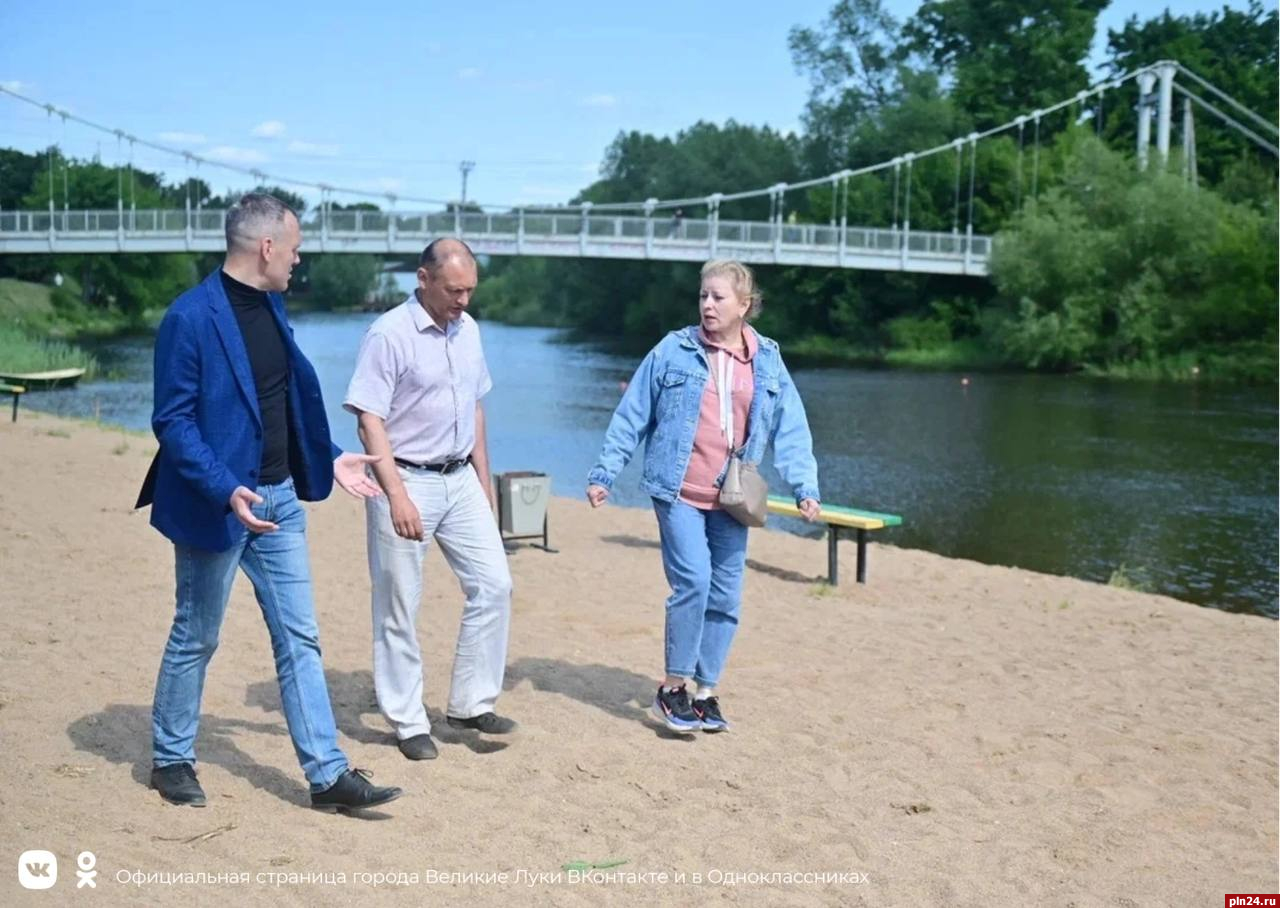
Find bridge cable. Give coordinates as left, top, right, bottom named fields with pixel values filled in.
left=114, top=131, right=123, bottom=216
left=44, top=104, right=54, bottom=216
left=966, top=134, right=977, bottom=240
left=840, top=172, right=849, bottom=238
left=903, top=155, right=913, bottom=240
left=891, top=159, right=900, bottom=232
left=1173, top=62, right=1277, bottom=137
left=128, top=137, right=136, bottom=226
left=1014, top=118, right=1025, bottom=210
left=951, top=141, right=962, bottom=234
left=60, top=111, right=69, bottom=215
left=1172, top=83, right=1278, bottom=156
left=1030, top=112, right=1041, bottom=206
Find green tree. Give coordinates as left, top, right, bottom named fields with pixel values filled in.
left=788, top=0, right=905, bottom=174
left=306, top=255, right=380, bottom=309
left=0, top=148, right=44, bottom=209
left=1104, top=1, right=1278, bottom=186
left=13, top=151, right=198, bottom=320
left=989, top=134, right=1277, bottom=376
left=905, top=0, right=1107, bottom=130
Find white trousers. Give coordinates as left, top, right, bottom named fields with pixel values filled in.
left=366, top=466, right=512, bottom=739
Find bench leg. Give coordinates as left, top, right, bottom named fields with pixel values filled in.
left=827, top=526, right=840, bottom=586
left=10, top=392, right=17, bottom=423
left=856, top=528, right=867, bottom=584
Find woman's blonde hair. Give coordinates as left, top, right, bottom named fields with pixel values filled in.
left=701, top=259, right=763, bottom=320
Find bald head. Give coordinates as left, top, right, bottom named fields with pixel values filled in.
left=416, top=238, right=478, bottom=327
left=419, top=237, right=476, bottom=273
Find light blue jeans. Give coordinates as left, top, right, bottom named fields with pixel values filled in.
left=652, top=498, right=749, bottom=688
left=151, top=478, right=348, bottom=792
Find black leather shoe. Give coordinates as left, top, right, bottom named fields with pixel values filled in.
left=397, top=733, right=438, bottom=761
left=151, top=763, right=207, bottom=807
left=446, top=712, right=518, bottom=734
left=311, top=769, right=403, bottom=813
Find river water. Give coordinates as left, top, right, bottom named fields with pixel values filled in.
left=20, top=314, right=1277, bottom=617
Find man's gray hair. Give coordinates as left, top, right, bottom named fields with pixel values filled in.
left=225, top=193, right=296, bottom=253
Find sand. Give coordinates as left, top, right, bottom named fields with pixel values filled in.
left=0, top=411, right=1275, bottom=906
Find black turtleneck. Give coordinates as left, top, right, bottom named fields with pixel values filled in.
left=220, top=270, right=290, bottom=485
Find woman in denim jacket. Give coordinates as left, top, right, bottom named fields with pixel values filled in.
left=587, top=260, right=820, bottom=733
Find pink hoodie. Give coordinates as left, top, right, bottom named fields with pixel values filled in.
left=678, top=326, right=758, bottom=510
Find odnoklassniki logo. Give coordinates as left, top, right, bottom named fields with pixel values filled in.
left=18, top=850, right=58, bottom=890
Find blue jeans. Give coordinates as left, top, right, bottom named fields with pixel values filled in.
left=652, top=498, right=749, bottom=688
left=152, top=478, right=348, bottom=792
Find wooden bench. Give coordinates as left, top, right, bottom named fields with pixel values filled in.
left=766, top=495, right=903, bottom=585
left=0, top=383, right=24, bottom=422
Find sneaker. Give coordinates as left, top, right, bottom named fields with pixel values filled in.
left=150, top=762, right=207, bottom=807
left=693, top=696, right=730, bottom=733
left=651, top=684, right=700, bottom=733
left=445, top=712, right=518, bottom=734
left=310, top=768, right=403, bottom=813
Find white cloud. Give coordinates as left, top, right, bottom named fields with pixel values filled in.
left=286, top=140, right=340, bottom=157
left=581, top=93, right=617, bottom=108
left=158, top=131, right=207, bottom=144
left=457, top=67, right=482, bottom=80
left=205, top=145, right=269, bottom=165
left=251, top=120, right=287, bottom=139
left=0, top=80, right=28, bottom=94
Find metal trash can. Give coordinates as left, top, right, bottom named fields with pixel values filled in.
left=497, top=471, right=551, bottom=538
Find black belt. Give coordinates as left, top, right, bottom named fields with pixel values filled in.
left=394, top=456, right=471, bottom=474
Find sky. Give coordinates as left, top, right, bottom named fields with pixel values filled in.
left=0, top=0, right=1268, bottom=211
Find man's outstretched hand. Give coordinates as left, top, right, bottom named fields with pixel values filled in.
left=335, top=453, right=383, bottom=499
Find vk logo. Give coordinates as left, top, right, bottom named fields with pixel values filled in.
left=18, top=850, right=58, bottom=890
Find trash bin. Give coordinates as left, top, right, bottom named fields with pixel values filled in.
left=498, top=471, right=551, bottom=537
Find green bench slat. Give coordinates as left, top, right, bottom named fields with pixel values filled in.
left=766, top=494, right=902, bottom=527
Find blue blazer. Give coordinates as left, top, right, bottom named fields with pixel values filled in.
left=136, top=269, right=341, bottom=552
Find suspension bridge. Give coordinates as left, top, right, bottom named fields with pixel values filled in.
left=0, top=60, right=1273, bottom=276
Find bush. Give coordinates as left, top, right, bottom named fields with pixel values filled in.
left=885, top=314, right=950, bottom=350
left=989, top=134, right=1277, bottom=375
left=306, top=256, right=381, bottom=309
left=0, top=322, right=97, bottom=376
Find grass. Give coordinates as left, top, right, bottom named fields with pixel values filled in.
left=0, top=322, right=98, bottom=377
left=1108, top=564, right=1153, bottom=593
left=884, top=339, right=1007, bottom=371
left=1086, top=345, right=1279, bottom=384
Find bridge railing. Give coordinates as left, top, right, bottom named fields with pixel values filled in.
left=0, top=208, right=991, bottom=260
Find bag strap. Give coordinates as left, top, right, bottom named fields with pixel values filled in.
left=715, top=348, right=734, bottom=448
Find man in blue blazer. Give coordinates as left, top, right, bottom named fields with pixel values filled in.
left=137, top=193, right=402, bottom=813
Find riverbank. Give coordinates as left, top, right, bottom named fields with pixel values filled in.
left=0, top=412, right=1274, bottom=906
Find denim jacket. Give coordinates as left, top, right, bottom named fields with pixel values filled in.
left=588, top=326, right=820, bottom=505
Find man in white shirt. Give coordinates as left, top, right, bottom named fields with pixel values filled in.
left=344, top=238, right=514, bottom=761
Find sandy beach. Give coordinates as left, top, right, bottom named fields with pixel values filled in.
left=0, top=410, right=1275, bottom=907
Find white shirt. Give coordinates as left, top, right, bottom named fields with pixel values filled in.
left=343, top=295, right=492, bottom=464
